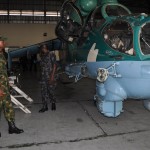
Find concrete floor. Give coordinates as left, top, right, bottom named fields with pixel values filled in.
left=0, top=70, right=150, bottom=150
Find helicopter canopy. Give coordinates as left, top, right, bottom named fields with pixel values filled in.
left=140, top=22, right=150, bottom=55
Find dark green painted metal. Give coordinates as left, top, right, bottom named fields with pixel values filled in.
left=75, top=0, right=97, bottom=16
left=101, top=0, right=118, bottom=5
left=101, top=3, right=131, bottom=19
left=79, top=0, right=97, bottom=12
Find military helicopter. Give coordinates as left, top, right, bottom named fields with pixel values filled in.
left=56, top=0, right=150, bottom=117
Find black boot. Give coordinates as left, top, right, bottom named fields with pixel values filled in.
left=8, top=121, right=24, bottom=134
left=39, top=103, right=48, bottom=113
left=51, top=102, right=56, bottom=111
left=0, top=132, right=1, bottom=137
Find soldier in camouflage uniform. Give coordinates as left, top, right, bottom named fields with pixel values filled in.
left=39, top=44, right=57, bottom=113
left=0, top=40, right=23, bottom=137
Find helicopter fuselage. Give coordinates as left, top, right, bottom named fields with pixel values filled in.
left=56, top=0, right=150, bottom=117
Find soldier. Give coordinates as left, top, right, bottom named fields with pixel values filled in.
left=39, top=44, right=57, bottom=113
left=0, top=39, right=24, bottom=137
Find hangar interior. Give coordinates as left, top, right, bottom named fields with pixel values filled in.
left=0, top=0, right=149, bottom=47
left=0, top=0, right=150, bottom=150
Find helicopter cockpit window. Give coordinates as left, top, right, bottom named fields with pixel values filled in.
left=140, top=22, right=150, bottom=55
left=55, top=1, right=83, bottom=43
left=77, top=7, right=104, bottom=46
left=90, top=6, right=105, bottom=28
left=105, top=5, right=130, bottom=17
left=102, top=20, right=134, bottom=55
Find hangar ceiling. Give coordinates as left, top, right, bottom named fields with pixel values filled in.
left=0, top=0, right=149, bottom=24
left=0, top=0, right=63, bottom=11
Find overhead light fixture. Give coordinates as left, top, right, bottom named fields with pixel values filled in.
left=10, top=10, right=21, bottom=16
left=46, top=11, right=60, bottom=17
left=34, top=11, right=44, bottom=16
left=21, top=11, right=33, bottom=16
left=0, top=10, right=7, bottom=15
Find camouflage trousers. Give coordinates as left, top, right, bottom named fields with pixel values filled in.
left=0, top=93, right=15, bottom=122
left=41, top=81, right=56, bottom=104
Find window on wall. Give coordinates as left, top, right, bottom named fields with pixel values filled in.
left=0, top=10, right=60, bottom=23
left=102, top=20, right=135, bottom=55
left=0, top=0, right=62, bottom=24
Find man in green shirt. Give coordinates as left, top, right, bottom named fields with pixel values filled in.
left=0, top=39, right=24, bottom=137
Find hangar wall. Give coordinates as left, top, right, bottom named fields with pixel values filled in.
left=0, top=23, right=57, bottom=47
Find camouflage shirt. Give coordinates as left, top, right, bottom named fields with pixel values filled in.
left=40, top=51, right=56, bottom=82
left=0, top=53, right=9, bottom=93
